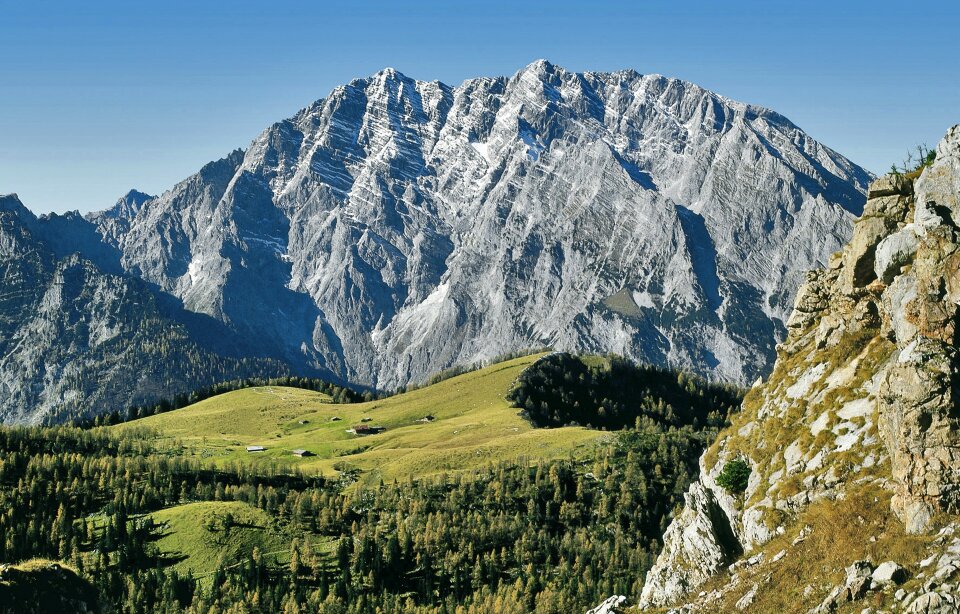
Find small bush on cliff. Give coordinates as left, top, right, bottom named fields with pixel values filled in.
left=890, top=143, right=936, bottom=176
left=716, top=457, right=751, bottom=494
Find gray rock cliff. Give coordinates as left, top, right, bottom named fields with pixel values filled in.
left=0, top=193, right=286, bottom=424
left=80, top=60, right=870, bottom=392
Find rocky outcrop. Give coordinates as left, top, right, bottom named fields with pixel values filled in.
left=879, top=126, right=960, bottom=533
left=638, top=125, right=960, bottom=611
left=811, top=559, right=874, bottom=611
left=638, top=482, right=741, bottom=605
left=586, top=595, right=627, bottom=614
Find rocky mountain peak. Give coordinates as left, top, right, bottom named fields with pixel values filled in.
left=113, top=189, right=154, bottom=215
left=374, top=66, right=403, bottom=79
left=74, top=63, right=872, bottom=391
left=0, top=192, right=24, bottom=207
left=0, top=194, right=40, bottom=258
left=0, top=193, right=33, bottom=220
left=512, top=59, right=566, bottom=90
left=519, top=58, right=557, bottom=75
left=637, top=123, right=960, bottom=613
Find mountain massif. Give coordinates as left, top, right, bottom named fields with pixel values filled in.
left=1, top=60, right=872, bottom=423
left=632, top=125, right=960, bottom=613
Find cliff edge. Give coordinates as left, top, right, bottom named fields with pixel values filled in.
left=637, top=125, right=960, bottom=613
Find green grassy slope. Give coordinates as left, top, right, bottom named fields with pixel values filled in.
left=149, top=501, right=290, bottom=579
left=117, top=353, right=608, bottom=483
left=2, top=352, right=740, bottom=611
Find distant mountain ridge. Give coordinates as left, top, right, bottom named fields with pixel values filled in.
left=1, top=60, right=873, bottom=423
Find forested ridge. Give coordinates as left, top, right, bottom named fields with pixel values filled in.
left=0, top=355, right=742, bottom=613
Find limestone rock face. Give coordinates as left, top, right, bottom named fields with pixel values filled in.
left=1, top=62, right=874, bottom=422
left=79, top=61, right=868, bottom=393
left=874, top=225, right=919, bottom=283
left=880, top=126, right=960, bottom=534
left=585, top=595, right=627, bottom=614
left=638, top=124, right=960, bottom=611
left=638, top=482, right=741, bottom=607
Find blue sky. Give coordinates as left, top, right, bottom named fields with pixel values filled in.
left=2, top=0, right=958, bottom=213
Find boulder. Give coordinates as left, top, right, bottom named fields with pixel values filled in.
left=906, top=590, right=958, bottom=613
left=842, top=216, right=893, bottom=291
left=845, top=560, right=875, bottom=600
left=735, top=585, right=757, bottom=610
left=868, top=174, right=914, bottom=199
left=875, top=225, right=919, bottom=283
left=586, top=595, right=626, bottom=614
left=872, top=561, right=909, bottom=585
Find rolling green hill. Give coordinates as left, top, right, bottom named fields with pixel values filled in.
left=149, top=501, right=290, bottom=579
left=116, top=353, right=608, bottom=483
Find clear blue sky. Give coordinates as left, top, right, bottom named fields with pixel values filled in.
left=2, top=0, right=958, bottom=214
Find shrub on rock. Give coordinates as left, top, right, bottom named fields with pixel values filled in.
left=716, top=458, right=751, bottom=494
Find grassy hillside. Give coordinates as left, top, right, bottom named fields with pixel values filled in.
left=149, top=501, right=290, bottom=579
left=117, top=353, right=608, bottom=483
left=694, top=482, right=937, bottom=612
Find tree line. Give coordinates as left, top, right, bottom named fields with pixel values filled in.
left=0, top=423, right=720, bottom=613
left=79, top=376, right=367, bottom=428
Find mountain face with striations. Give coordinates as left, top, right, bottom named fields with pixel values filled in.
left=0, top=193, right=287, bottom=425
left=2, top=60, right=872, bottom=422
